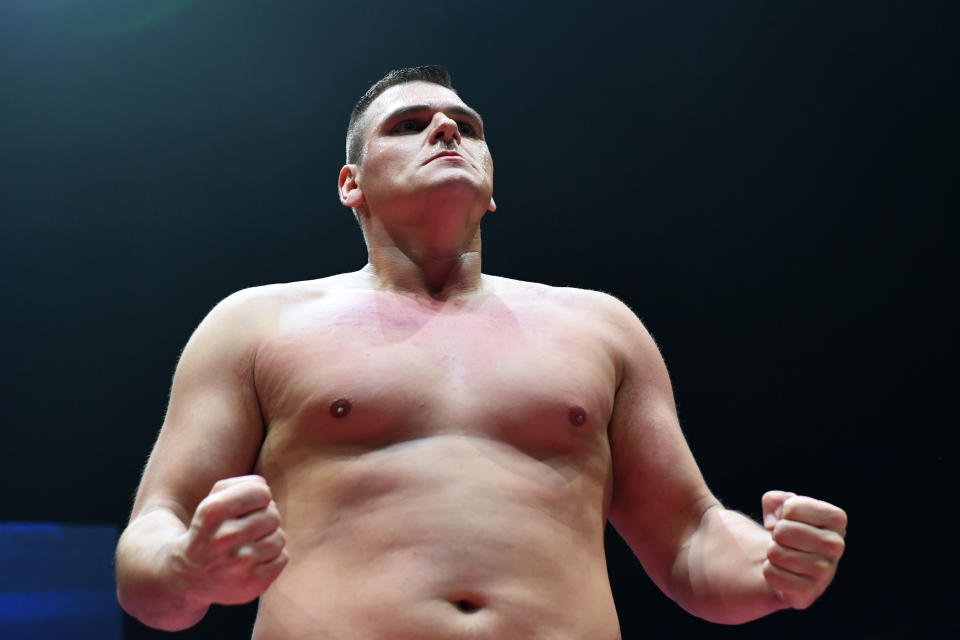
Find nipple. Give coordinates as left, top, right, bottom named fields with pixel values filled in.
left=330, top=398, right=352, bottom=418
left=568, top=406, right=587, bottom=427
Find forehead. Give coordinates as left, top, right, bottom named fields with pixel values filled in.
left=362, top=81, right=471, bottom=132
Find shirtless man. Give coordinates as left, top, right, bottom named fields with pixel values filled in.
left=115, top=66, right=847, bottom=639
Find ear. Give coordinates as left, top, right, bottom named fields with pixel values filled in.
left=488, top=196, right=497, bottom=212
left=338, top=164, right=365, bottom=208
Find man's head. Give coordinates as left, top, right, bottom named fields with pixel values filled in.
left=338, top=66, right=495, bottom=245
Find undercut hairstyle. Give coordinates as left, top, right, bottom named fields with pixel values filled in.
left=345, top=65, right=455, bottom=165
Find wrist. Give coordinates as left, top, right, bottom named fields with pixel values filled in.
left=162, top=531, right=213, bottom=615
left=116, top=516, right=211, bottom=631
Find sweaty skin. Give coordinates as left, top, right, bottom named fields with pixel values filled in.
left=248, top=271, right=625, bottom=639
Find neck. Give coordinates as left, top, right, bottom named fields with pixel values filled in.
left=362, top=229, right=484, bottom=300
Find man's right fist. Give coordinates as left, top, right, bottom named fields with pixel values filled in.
left=173, top=475, right=287, bottom=605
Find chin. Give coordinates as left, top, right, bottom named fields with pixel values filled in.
left=418, top=175, right=489, bottom=202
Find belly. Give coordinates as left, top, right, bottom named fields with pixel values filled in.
left=252, top=435, right=620, bottom=639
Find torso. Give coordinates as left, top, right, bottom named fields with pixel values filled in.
left=248, top=273, right=625, bottom=639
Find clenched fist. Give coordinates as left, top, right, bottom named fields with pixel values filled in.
left=173, top=475, right=288, bottom=606
left=761, top=490, right=847, bottom=610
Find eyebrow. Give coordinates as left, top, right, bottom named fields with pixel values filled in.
left=380, top=103, right=485, bottom=131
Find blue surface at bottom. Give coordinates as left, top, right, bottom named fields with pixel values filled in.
left=0, top=522, right=122, bottom=639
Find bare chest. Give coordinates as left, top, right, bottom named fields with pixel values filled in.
left=253, top=291, right=619, bottom=457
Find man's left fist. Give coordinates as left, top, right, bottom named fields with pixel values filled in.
left=761, top=490, right=847, bottom=610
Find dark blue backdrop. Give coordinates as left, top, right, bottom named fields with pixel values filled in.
left=1, top=1, right=955, bottom=637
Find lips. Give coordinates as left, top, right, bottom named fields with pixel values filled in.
left=424, top=151, right=464, bottom=165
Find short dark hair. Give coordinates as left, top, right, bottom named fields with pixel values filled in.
left=345, top=65, right=455, bottom=165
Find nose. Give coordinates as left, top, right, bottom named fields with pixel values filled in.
left=429, top=112, right=461, bottom=145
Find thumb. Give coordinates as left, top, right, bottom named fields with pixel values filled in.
left=762, top=490, right=797, bottom=530
left=209, top=475, right=268, bottom=495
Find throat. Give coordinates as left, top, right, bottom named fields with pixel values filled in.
left=364, top=240, right=484, bottom=300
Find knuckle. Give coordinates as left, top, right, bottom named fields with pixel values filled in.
left=826, top=535, right=846, bottom=558
left=195, top=499, right=223, bottom=526
left=215, top=521, right=244, bottom=546
left=254, top=554, right=286, bottom=579
left=780, top=586, right=809, bottom=610
left=270, top=530, right=287, bottom=550
left=181, top=537, right=207, bottom=566
left=761, top=559, right=778, bottom=581
left=250, top=487, right=272, bottom=508
left=265, top=538, right=284, bottom=556
left=771, top=519, right=792, bottom=543
left=813, top=557, right=834, bottom=576
left=212, top=530, right=238, bottom=552
left=264, top=511, right=281, bottom=530
left=767, top=542, right=787, bottom=563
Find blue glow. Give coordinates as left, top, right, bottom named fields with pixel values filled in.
left=0, top=522, right=65, bottom=534
left=0, top=589, right=118, bottom=621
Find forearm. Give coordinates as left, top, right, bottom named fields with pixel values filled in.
left=115, top=507, right=209, bottom=631
left=669, top=505, right=787, bottom=624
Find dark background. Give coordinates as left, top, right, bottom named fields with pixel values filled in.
left=1, top=0, right=955, bottom=637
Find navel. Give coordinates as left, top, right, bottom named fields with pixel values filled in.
left=447, top=592, right=487, bottom=614
left=330, top=398, right=352, bottom=418
left=453, top=599, right=481, bottom=614
left=568, top=405, right=587, bottom=427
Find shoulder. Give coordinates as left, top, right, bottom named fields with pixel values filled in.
left=174, top=273, right=363, bottom=374
left=201, top=272, right=363, bottom=325
left=482, top=274, right=614, bottom=306
left=484, top=274, right=652, bottom=338
left=176, top=273, right=364, bottom=362
left=483, top=275, right=661, bottom=368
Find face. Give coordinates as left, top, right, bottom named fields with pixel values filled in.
left=340, top=82, right=495, bottom=229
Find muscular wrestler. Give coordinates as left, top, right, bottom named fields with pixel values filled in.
left=115, top=66, right=847, bottom=638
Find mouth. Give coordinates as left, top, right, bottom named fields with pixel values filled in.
left=423, top=151, right=465, bottom=165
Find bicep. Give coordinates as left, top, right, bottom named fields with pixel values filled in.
left=606, top=315, right=717, bottom=593
left=130, top=294, right=267, bottom=525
